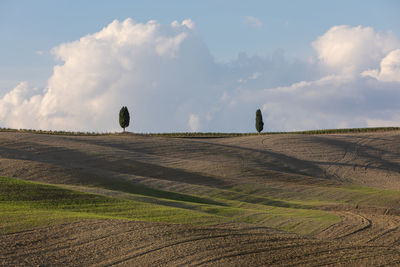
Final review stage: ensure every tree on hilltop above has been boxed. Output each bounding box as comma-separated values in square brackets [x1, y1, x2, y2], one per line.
[119, 106, 130, 132]
[255, 109, 264, 133]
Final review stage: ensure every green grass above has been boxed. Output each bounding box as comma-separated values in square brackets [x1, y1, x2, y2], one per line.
[6, 174, 398, 237]
[196, 182, 400, 209]
[85, 177, 225, 206]
[0, 176, 339, 235]
[0, 177, 222, 234]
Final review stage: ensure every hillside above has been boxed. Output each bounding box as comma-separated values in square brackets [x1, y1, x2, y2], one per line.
[2, 131, 400, 265]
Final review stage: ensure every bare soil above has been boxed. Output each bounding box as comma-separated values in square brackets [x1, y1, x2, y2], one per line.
[3, 220, 400, 267]
[2, 131, 400, 266]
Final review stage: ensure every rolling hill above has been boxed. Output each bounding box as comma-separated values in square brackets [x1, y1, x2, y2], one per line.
[2, 130, 400, 265]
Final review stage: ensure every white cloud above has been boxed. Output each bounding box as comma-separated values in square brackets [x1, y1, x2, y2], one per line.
[361, 49, 400, 82]
[0, 19, 217, 132]
[312, 25, 400, 74]
[181, 19, 195, 30]
[257, 75, 400, 131]
[171, 19, 195, 30]
[207, 25, 400, 131]
[243, 16, 263, 28]
[188, 114, 200, 132]
[0, 82, 43, 129]
[1, 22, 400, 133]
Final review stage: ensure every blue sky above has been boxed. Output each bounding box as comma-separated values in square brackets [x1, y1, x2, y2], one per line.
[0, 1, 400, 132]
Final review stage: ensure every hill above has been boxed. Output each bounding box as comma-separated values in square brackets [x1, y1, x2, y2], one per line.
[2, 130, 400, 265]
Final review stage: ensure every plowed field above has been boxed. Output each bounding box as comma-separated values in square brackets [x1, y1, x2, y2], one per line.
[2, 131, 400, 266]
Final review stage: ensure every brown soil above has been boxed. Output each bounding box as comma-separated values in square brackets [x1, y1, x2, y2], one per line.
[2, 131, 400, 266]
[3, 220, 400, 267]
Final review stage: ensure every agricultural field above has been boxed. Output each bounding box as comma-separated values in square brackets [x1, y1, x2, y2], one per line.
[2, 130, 400, 265]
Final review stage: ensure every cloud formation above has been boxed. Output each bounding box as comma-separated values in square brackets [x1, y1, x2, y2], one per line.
[1, 20, 400, 132]
[312, 25, 400, 74]
[0, 19, 219, 132]
[362, 49, 400, 82]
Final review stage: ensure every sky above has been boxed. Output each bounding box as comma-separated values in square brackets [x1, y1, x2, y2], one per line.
[0, 0, 400, 132]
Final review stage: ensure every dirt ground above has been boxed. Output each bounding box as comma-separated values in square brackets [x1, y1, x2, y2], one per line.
[3, 220, 400, 267]
[2, 131, 400, 266]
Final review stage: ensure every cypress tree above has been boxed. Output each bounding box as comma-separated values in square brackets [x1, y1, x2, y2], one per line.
[255, 109, 264, 133]
[119, 106, 130, 132]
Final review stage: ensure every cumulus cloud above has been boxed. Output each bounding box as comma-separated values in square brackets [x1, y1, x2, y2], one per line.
[362, 49, 400, 82]
[312, 25, 400, 74]
[1, 21, 400, 132]
[1, 18, 218, 132]
[243, 16, 263, 28]
[210, 25, 400, 131]
[258, 75, 400, 131]
[0, 82, 43, 129]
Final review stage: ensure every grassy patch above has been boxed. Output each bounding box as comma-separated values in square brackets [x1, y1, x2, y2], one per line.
[0, 177, 223, 234]
[0, 203, 94, 234]
[216, 182, 400, 209]
[87, 178, 225, 206]
[0, 177, 340, 235]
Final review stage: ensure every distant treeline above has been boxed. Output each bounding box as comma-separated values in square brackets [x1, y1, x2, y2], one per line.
[0, 127, 399, 137]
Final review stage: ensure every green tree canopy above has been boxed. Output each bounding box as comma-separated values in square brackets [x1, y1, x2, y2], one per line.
[119, 106, 130, 132]
[255, 109, 264, 133]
